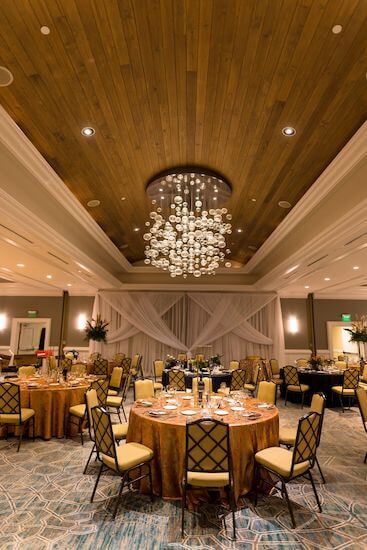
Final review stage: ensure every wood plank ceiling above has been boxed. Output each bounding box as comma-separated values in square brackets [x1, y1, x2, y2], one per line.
[0, 0, 366, 266]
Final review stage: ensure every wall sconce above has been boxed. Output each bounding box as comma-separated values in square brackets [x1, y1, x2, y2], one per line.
[288, 315, 299, 334]
[0, 313, 7, 331]
[76, 313, 87, 331]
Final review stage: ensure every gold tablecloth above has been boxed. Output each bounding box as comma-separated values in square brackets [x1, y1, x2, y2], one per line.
[0, 378, 90, 440]
[127, 397, 279, 503]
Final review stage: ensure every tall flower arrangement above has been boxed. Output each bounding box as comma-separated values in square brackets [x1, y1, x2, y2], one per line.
[345, 315, 367, 359]
[84, 314, 109, 343]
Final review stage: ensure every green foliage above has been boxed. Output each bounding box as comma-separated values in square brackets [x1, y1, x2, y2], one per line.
[84, 314, 109, 342]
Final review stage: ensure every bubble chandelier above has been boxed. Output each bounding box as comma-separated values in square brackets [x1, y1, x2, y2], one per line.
[144, 168, 233, 278]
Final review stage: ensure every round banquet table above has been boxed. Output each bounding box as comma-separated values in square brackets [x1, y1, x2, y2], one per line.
[280, 368, 344, 406]
[162, 369, 232, 393]
[127, 396, 279, 503]
[0, 377, 91, 440]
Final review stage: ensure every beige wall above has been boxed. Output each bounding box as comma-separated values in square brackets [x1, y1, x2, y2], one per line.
[0, 295, 94, 348]
[281, 298, 309, 349]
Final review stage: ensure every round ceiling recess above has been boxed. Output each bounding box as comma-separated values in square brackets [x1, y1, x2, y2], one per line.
[0, 67, 14, 87]
[278, 200, 292, 209]
[87, 199, 100, 208]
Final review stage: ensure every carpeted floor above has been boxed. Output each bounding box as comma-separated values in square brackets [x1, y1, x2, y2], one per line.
[0, 394, 366, 550]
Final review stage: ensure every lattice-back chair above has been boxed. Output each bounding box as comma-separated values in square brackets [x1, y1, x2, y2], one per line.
[106, 371, 132, 422]
[255, 411, 322, 528]
[178, 353, 187, 362]
[182, 418, 236, 539]
[107, 367, 123, 397]
[356, 387, 367, 463]
[260, 360, 272, 382]
[18, 366, 36, 378]
[131, 354, 143, 378]
[153, 360, 164, 392]
[168, 369, 186, 391]
[246, 355, 261, 361]
[68, 378, 108, 444]
[257, 381, 276, 405]
[61, 357, 73, 371]
[91, 378, 109, 406]
[0, 382, 35, 451]
[114, 353, 125, 366]
[89, 352, 101, 361]
[283, 365, 309, 408]
[334, 360, 347, 370]
[296, 358, 308, 368]
[230, 368, 246, 391]
[120, 357, 132, 376]
[93, 357, 108, 377]
[195, 354, 204, 363]
[229, 360, 239, 371]
[90, 405, 153, 519]
[83, 389, 128, 474]
[71, 363, 86, 376]
[331, 367, 359, 412]
[244, 364, 260, 395]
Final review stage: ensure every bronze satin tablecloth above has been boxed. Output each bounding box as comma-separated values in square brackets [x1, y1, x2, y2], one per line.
[0, 379, 90, 440]
[127, 397, 279, 503]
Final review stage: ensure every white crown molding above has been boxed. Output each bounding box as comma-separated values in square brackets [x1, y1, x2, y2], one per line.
[244, 121, 367, 273]
[0, 106, 132, 273]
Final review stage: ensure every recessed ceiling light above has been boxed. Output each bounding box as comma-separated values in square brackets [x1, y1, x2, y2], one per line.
[133, 227, 140, 232]
[353, 266, 360, 270]
[87, 199, 100, 208]
[81, 127, 95, 136]
[121, 197, 126, 201]
[278, 201, 292, 209]
[332, 24, 342, 34]
[46, 274, 53, 279]
[67, 283, 72, 287]
[237, 228, 243, 233]
[225, 262, 232, 268]
[251, 198, 257, 202]
[324, 277, 330, 281]
[1, 267, 12, 273]
[282, 126, 296, 136]
[40, 25, 50, 35]
[0, 66, 14, 87]
[16, 263, 25, 268]
[159, 188, 163, 192]
[304, 285, 310, 289]
[213, 197, 217, 201]
[285, 264, 299, 274]
[214, 188, 218, 193]
[3, 237, 18, 247]
[161, 196, 165, 200]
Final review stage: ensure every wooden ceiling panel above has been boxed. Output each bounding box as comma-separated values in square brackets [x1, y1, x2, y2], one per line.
[0, 0, 366, 265]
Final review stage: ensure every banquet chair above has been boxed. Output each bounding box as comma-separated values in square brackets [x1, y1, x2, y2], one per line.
[153, 360, 164, 391]
[130, 354, 143, 378]
[120, 357, 132, 376]
[108, 367, 123, 397]
[89, 352, 101, 362]
[93, 357, 108, 377]
[279, 393, 326, 483]
[246, 355, 261, 361]
[181, 418, 236, 539]
[90, 405, 154, 519]
[195, 354, 204, 363]
[244, 364, 260, 395]
[334, 360, 347, 370]
[269, 358, 282, 392]
[68, 379, 109, 444]
[257, 381, 276, 405]
[331, 368, 359, 412]
[18, 366, 36, 377]
[283, 365, 309, 408]
[359, 364, 367, 391]
[114, 353, 125, 366]
[168, 369, 186, 391]
[296, 358, 308, 368]
[106, 372, 132, 422]
[0, 382, 35, 452]
[61, 357, 73, 371]
[178, 353, 187, 362]
[229, 360, 239, 371]
[192, 377, 212, 393]
[134, 379, 154, 401]
[355, 387, 367, 463]
[83, 388, 128, 474]
[71, 363, 86, 376]
[230, 368, 247, 391]
[254, 411, 322, 528]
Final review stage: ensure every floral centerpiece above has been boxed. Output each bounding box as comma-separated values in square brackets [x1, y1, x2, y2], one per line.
[84, 314, 109, 343]
[308, 355, 324, 371]
[165, 355, 177, 369]
[210, 354, 221, 366]
[345, 316, 367, 359]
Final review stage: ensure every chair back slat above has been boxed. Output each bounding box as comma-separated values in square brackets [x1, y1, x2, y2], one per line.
[343, 368, 359, 390]
[114, 353, 125, 366]
[0, 383, 21, 415]
[93, 357, 108, 376]
[168, 370, 186, 391]
[91, 406, 117, 463]
[90, 378, 109, 405]
[292, 412, 321, 469]
[186, 418, 229, 473]
[284, 365, 299, 386]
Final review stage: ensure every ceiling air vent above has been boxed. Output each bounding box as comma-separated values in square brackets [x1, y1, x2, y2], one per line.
[307, 255, 328, 267]
[0, 224, 33, 244]
[47, 251, 69, 265]
[344, 231, 367, 246]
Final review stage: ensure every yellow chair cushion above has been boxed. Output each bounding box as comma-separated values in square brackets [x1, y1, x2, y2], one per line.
[187, 471, 229, 487]
[255, 447, 310, 478]
[244, 383, 255, 391]
[331, 386, 355, 395]
[102, 442, 153, 472]
[106, 396, 123, 407]
[154, 382, 163, 391]
[112, 423, 129, 440]
[279, 427, 297, 446]
[286, 384, 309, 393]
[69, 404, 86, 418]
[0, 408, 34, 424]
[108, 389, 118, 396]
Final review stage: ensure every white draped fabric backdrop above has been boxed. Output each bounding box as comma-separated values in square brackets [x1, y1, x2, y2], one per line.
[89, 291, 285, 376]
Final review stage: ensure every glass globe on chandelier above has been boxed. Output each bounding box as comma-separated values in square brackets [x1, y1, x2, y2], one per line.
[144, 168, 232, 278]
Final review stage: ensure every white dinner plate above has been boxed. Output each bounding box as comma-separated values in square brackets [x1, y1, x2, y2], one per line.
[257, 403, 274, 409]
[163, 404, 177, 410]
[215, 410, 229, 416]
[182, 395, 192, 400]
[242, 412, 261, 419]
[49, 383, 60, 386]
[139, 400, 153, 407]
[180, 410, 197, 416]
[167, 398, 177, 404]
[231, 406, 245, 412]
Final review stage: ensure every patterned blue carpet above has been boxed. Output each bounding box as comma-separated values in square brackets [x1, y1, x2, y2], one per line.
[0, 396, 366, 549]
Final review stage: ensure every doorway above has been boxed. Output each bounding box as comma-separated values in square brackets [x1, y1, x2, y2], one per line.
[10, 318, 51, 355]
[327, 321, 359, 361]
